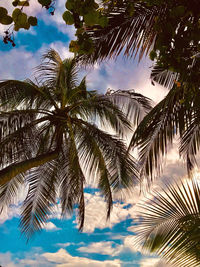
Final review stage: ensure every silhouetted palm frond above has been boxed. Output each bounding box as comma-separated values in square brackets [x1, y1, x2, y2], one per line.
[80, 2, 165, 63]
[129, 85, 188, 183]
[151, 65, 179, 90]
[134, 179, 200, 267]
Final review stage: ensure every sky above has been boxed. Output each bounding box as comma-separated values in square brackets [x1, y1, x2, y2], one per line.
[0, 1, 187, 266]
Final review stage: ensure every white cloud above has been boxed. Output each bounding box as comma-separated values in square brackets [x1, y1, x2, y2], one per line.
[43, 248, 121, 267]
[0, 248, 121, 267]
[86, 56, 167, 102]
[42, 222, 61, 231]
[49, 41, 73, 59]
[81, 192, 130, 233]
[0, 252, 16, 267]
[55, 242, 71, 248]
[0, 48, 38, 80]
[38, 0, 76, 38]
[78, 241, 121, 256]
[140, 257, 172, 267]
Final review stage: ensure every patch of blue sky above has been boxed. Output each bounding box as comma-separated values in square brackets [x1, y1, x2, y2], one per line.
[0, 211, 143, 265]
[0, 19, 70, 53]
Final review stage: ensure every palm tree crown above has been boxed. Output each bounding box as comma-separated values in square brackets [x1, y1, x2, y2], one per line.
[0, 49, 151, 239]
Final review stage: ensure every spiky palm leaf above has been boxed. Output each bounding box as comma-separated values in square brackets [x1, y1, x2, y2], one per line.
[150, 65, 179, 90]
[128, 78, 200, 183]
[0, 49, 149, 239]
[80, 1, 164, 63]
[129, 85, 187, 183]
[134, 179, 200, 267]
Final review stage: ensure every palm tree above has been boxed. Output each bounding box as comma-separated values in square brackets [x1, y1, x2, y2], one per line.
[0, 49, 151, 239]
[134, 179, 200, 267]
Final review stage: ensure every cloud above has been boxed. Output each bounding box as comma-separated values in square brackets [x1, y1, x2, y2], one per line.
[0, 252, 16, 267]
[37, 0, 76, 38]
[80, 192, 130, 233]
[49, 41, 73, 59]
[43, 248, 121, 267]
[0, 48, 38, 80]
[140, 257, 172, 267]
[42, 222, 61, 231]
[0, 40, 73, 81]
[55, 242, 71, 248]
[86, 56, 167, 103]
[78, 241, 121, 256]
[0, 248, 121, 267]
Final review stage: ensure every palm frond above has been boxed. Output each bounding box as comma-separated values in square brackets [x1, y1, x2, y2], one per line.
[129, 86, 187, 183]
[0, 110, 53, 167]
[80, 2, 165, 63]
[74, 118, 138, 190]
[35, 49, 78, 108]
[105, 89, 152, 125]
[0, 80, 57, 110]
[151, 65, 179, 89]
[60, 123, 86, 230]
[134, 179, 200, 267]
[70, 95, 132, 137]
[34, 49, 63, 86]
[0, 174, 24, 213]
[180, 93, 200, 174]
[20, 159, 58, 239]
[75, 123, 113, 219]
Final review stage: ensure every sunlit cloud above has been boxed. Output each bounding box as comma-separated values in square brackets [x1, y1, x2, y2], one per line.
[77, 241, 122, 256]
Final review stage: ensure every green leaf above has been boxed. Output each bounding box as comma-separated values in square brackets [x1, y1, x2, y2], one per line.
[0, 15, 13, 25]
[149, 50, 157, 61]
[38, 0, 51, 7]
[63, 11, 74, 25]
[84, 11, 99, 26]
[171, 6, 186, 17]
[12, 8, 21, 21]
[98, 16, 108, 28]
[0, 7, 8, 17]
[28, 16, 38, 26]
[65, 0, 74, 10]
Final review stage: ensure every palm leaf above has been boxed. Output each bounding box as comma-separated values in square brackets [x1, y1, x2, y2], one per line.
[129, 85, 187, 183]
[134, 179, 200, 266]
[80, 2, 165, 63]
[151, 65, 179, 89]
[20, 159, 59, 239]
[74, 118, 138, 190]
[105, 89, 152, 125]
[0, 80, 55, 109]
[0, 173, 24, 213]
[179, 92, 200, 174]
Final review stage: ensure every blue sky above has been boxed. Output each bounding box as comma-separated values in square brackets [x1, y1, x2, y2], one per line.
[0, 1, 180, 266]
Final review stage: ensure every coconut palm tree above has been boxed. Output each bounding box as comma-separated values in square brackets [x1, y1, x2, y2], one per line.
[0, 49, 151, 239]
[134, 179, 200, 267]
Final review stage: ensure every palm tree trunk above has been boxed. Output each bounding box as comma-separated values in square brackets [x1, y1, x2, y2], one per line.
[0, 151, 58, 185]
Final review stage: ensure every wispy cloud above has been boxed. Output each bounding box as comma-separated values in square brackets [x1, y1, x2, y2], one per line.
[78, 241, 121, 256]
